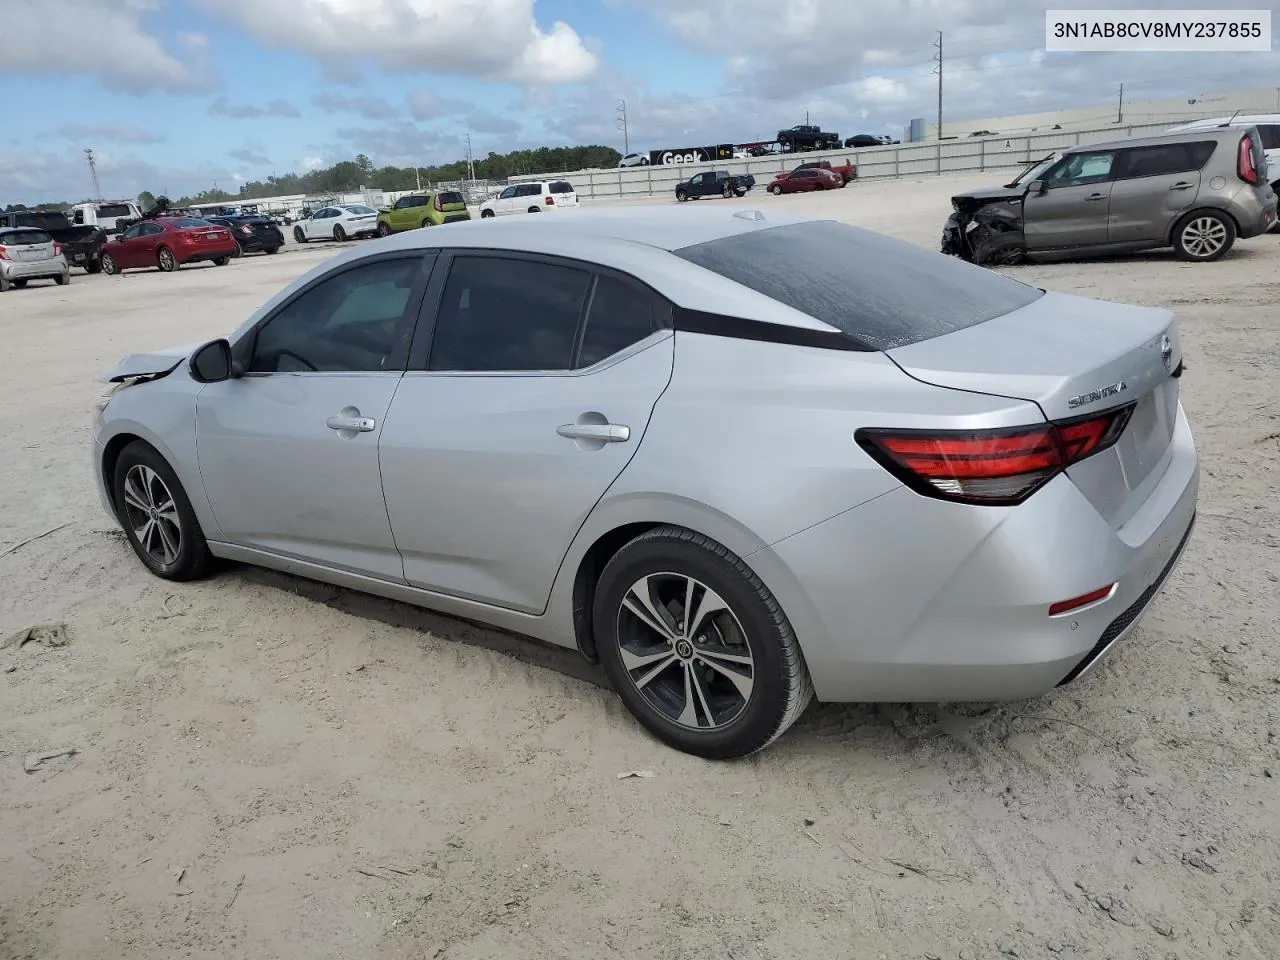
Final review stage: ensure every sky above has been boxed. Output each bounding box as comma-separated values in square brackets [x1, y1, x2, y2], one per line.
[2, 0, 1279, 205]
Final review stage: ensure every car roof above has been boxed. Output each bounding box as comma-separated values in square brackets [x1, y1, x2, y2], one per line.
[1168, 114, 1280, 129]
[1065, 126, 1250, 153]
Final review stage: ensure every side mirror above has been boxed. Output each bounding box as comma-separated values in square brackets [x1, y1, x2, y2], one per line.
[189, 338, 234, 383]
[1025, 180, 1045, 195]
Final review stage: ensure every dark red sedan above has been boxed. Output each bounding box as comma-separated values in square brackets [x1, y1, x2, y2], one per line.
[767, 168, 842, 195]
[98, 217, 238, 275]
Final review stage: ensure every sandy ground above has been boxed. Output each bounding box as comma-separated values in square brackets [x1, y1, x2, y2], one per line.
[2, 177, 1278, 960]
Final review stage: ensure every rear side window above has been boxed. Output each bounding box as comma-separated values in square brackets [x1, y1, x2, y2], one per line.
[437, 191, 465, 205]
[0, 229, 52, 245]
[428, 256, 590, 371]
[549, 181, 574, 194]
[673, 220, 1044, 350]
[578, 275, 664, 368]
[1256, 124, 1280, 151]
[1114, 142, 1216, 179]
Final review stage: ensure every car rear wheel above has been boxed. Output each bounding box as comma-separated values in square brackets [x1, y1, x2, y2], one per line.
[100, 253, 118, 275]
[1172, 210, 1235, 262]
[0, 274, 8, 293]
[112, 441, 215, 582]
[212, 256, 229, 266]
[265, 246, 280, 254]
[55, 273, 69, 285]
[722, 184, 733, 198]
[420, 218, 432, 229]
[11, 278, 27, 288]
[230, 242, 242, 258]
[156, 246, 176, 272]
[527, 207, 541, 214]
[769, 184, 782, 195]
[593, 526, 814, 760]
[377, 222, 392, 237]
[294, 227, 307, 243]
[85, 258, 102, 274]
[333, 225, 348, 242]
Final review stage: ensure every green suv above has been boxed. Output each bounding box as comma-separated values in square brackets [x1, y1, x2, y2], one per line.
[376, 191, 471, 235]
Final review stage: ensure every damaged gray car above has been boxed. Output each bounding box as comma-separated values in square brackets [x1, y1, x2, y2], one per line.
[943, 127, 1277, 267]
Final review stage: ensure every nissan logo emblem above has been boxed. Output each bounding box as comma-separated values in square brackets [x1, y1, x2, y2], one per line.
[1160, 334, 1173, 372]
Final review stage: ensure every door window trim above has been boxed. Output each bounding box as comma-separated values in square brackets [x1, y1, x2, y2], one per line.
[404, 248, 674, 378]
[232, 250, 439, 378]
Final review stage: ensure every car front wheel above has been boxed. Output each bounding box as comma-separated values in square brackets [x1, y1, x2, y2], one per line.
[112, 441, 215, 581]
[593, 526, 814, 760]
[377, 222, 392, 237]
[294, 227, 307, 243]
[769, 184, 782, 195]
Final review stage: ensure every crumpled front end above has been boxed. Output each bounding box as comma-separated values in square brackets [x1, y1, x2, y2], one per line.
[941, 195, 1027, 267]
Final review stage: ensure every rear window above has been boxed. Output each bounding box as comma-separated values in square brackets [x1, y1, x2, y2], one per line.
[549, 181, 575, 194]
[97, 204, 132, 218]
[12, 213, 69, 231]
[1256, 124, 1280, 151]
[170, 218, 212, 228]
[0, 229, 52, 245]
[342, 205, 376, 215]
[672, 220, 1044, 350]
[437, 191, 465, 205]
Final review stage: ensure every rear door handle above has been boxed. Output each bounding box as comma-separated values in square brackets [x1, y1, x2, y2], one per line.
[1084, 193, 1107, 201]
[326, 414, 376, 432]
[1169, 181, 1194, 190]
[556, 422, 630, 443]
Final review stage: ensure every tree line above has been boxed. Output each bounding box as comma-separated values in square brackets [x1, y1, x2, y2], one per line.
[3, 144, 622, 211]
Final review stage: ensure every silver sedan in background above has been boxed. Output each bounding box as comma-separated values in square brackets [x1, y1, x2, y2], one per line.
[92, 208, 1198, 759]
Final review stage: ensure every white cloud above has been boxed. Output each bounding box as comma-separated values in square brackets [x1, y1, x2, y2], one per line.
[208, 97, 302, 119]
[407, 91, 472, 121]
[206, 0, 598, 85]
[55, 124, 167, 145]
[0, 0, 215, 93]
[0, 147, 234, 206]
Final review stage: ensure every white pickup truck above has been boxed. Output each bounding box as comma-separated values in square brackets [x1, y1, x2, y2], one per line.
[69, 200, 143, 235]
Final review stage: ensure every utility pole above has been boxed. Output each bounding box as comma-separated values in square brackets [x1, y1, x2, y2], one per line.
[415, 166, 422, 190]
[84, 148, 102, 201]
[616, 98, 629, 155]
[1117, 82, 1124, 123]
[932, 31, 943, 140]
[465, 134, 475, 182]
[805, 109, 810, 125]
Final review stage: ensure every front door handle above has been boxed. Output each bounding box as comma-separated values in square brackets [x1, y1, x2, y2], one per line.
[1169, 181, 1194, 190]
[556, 422, 630, 443]
[326, 414, 376, 432]
[1084, 193, 1107, 201]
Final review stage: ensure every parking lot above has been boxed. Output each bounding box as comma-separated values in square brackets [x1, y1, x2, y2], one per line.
[2, 174, 1278, 960]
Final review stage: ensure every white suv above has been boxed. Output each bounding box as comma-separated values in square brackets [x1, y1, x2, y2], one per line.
[479, 180, 579, 218]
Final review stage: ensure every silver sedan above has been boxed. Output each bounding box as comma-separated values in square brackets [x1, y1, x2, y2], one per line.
[92, 208, 1199, 758]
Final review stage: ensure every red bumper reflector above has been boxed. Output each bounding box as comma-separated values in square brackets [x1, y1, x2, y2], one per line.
[1049, 584, 1116, 617]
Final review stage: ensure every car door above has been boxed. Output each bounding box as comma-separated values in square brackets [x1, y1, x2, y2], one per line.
[687, 173, 706, 196]
[379, 252, 675, 613]
[492, 186, 517, 216]
[194, 252, 436, 579]
[1021, 149, 1116, 249]
[305, 209, 330, 240]
[110, 224, 146, 267]
[1106, 142, 1213, 243]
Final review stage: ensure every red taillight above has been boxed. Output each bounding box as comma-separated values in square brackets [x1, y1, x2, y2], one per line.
[545, 195, 555, 205]
[1048, 584, 1116, 617]
[0, 245, 7, 260]
[434, 194, 443, 212]
[1237, 135, 1258, 184]
[240, 225, 253, 236]
[53, 242, 62, 255]
[855, 404, 1135, 506]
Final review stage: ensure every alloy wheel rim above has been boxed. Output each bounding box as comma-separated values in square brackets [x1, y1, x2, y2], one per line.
[121, 464, 182, 566]
[1182, 217, 1226, 257]
[102, 256, 115, 274]
[159, 249, 174, 269]
[615, 572, 755, 730]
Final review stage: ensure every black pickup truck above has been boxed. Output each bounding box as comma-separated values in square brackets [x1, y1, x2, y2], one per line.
[777, 124, 840, 152]
[0, 210, 107, 273]
[674, 170, 756, 201]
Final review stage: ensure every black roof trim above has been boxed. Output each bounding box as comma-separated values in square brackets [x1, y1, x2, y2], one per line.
[673, 307, 875, 352]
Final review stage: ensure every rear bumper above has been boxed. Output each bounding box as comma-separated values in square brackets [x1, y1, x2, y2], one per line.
[177, 244, 237, 263]
[1, 255, 68, 279]
[748, 403, 1200, 703]
[239, 233, 283, 251]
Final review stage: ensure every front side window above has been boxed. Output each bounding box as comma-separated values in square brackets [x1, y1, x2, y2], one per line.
[119, 224, 145, 240]
[499, 186, 517, 200]
[427, 256, 590, 372]
[249, 256, 428, 373]
[1044, 151, 1116, 187]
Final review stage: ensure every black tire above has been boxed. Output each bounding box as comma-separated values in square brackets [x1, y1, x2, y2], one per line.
[420, 218, 432, 229]
[100, 253, 118, 275]
[526, 206, 541, 214]
[1172, 209, 1236, 262]
[481, 209, 495, 218]
[12, 278, 28, 288]
[230, 242, 243, 258]
[722, 184, 733, 199]
[55, 273, 69, 285]
[265, 246, 280, 255]
[735, 188, 747, 197]
[85, 258, 103, 274]
[377, 222, 392, 237]
[676, 190, 688, 202]
[769, 184, 782, 195]
[0, 274, 8, 293]
[294, 227, 307, 243]
[157, 246, 177, 272]
[593, 526, 814, 760]
[213, 256, 229, 266]
[111, 441, 215, 582]
[334, 225, 348, 242]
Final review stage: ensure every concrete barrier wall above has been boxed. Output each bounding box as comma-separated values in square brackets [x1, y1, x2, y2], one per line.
[509, 120, 1195, 200]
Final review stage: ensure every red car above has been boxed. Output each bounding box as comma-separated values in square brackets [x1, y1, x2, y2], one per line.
[98, 217, 238, 275]
[767, 168, 842, 195]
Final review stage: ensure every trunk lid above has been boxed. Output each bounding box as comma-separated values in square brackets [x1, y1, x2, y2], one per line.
[887, 290, 1183, 526]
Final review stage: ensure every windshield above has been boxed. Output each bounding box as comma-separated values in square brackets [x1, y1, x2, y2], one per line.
[673, 220, 1043, 350]
[1006, 153, 1057, 187]
[342, 205, 376, 215]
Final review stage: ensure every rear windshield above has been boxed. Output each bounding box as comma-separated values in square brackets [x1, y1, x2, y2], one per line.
[342, 205, 376, 215]
[549, 181, 575, 194]
[11, 213, 69, 231]
[673, 220, 1044, 350]
[0, 229, 52, 245]
[97, 204, 132, 218]
[437, 191, 465, 205]
[171, 218, 213, 228]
